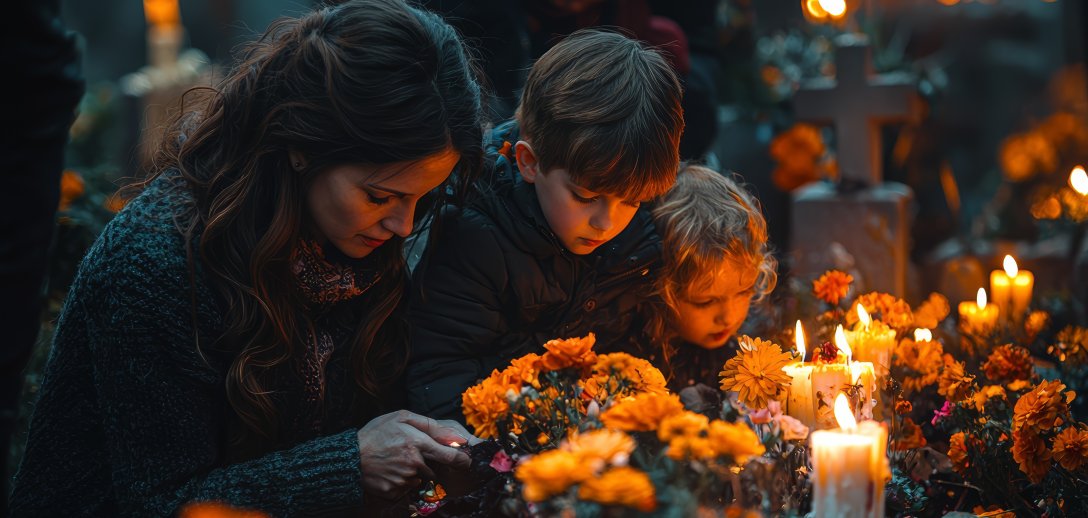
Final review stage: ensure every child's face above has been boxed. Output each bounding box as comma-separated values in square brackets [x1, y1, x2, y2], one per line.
[674, 263, 759, 349]
[528, 167, 644, 255]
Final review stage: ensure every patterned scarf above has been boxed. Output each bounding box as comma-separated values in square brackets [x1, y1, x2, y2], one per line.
[290, 239, 381, 433]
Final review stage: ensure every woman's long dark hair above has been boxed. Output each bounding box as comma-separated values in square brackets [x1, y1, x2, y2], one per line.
[148, 0, 483, 456]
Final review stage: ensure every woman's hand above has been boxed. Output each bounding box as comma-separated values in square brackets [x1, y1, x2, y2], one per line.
[356, 410, 479, 500]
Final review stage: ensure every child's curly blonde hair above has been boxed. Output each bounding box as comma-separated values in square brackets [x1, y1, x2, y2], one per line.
[648, 163, 777, 341]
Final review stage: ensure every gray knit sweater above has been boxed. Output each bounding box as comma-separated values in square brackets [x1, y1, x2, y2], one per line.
[11, 177, 368, 517]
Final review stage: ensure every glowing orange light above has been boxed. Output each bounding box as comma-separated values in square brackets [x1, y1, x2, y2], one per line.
[796, 320, 807, 361]
[833, 393, 857, 430]
[1070, 166, 1088, 195]
[977, 287, 988, 310]
[835, 324, 852, 362]
[1003, 255, 1018, 278]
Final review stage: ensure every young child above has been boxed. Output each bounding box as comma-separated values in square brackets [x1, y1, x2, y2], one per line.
[633, 163, 778, 392]
[406, 29, 684, 421]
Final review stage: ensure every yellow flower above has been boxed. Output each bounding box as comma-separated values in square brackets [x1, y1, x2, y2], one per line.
[1052, 426, 1088, 471]
[1011, 429, 1052, 484]
[461, 369, 516, 438]
[812, 270, 853, 305]
[577, 466, 657, 512]
[970, 385, 1007, 413]
[1013, 379, 1075, 432]
[707, 420, 765, 464]
[562, 428, 635, 465]
[180, 502, 270, 518]
[540, 333, 598, 372]
[912, 293, 950, 329]
[719, 336, 794, 410]
[846, 292, 914, 330]
[982, 344, 1034, 383]
[658, 412, 713, 460]
[600, 392, 684, 432]
[516, 449, 592, 502]
[938, 361, 975, 402]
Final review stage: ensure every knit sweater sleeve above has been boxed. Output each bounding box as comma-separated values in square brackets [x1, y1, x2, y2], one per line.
[18, 187, 366, 516]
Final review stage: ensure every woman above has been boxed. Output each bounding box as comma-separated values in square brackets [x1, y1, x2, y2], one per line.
[11, 0, 484, 515]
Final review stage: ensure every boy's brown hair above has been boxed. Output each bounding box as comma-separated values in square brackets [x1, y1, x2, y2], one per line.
[515, 29, 684, 201]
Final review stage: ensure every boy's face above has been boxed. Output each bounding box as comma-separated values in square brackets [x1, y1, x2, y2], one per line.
[515, 142, 644, 255]
[674, 262, 759, 349]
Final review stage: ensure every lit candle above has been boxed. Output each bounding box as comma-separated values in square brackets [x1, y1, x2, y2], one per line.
[958, 287, 999, 333]
[143, 0, 183, 69]
[989, 255, 1033, 325]
[844, 304, 897, 378]
[784, 324, 875, 431]
[913, 328, 932, 342]
[1070, 165, 1088, 194]
[810, 394, 889, 518]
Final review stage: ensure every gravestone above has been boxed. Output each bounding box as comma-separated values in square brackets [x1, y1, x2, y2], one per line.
[790, 34, 918, 298]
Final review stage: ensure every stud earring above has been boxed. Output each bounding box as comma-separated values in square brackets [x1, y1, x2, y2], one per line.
[293, 161, 302, 169]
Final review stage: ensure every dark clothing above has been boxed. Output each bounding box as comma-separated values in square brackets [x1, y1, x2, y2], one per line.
[2, 0, 84, 512]
[11, 176, 379, 517]
[406, 121, 661, 421]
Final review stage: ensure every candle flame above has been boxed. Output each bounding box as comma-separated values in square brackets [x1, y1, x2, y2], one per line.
[835, 324, 852, 362]
[448, 441, 461, 448]
[1003, 255, 1018, 277]
[819, 0, 847, 16]
[144, 0, 181, 29]
[795, 320, 806, 361]
[833, 393, 857, 430]
[913, 328, 932, 342]
[977, 287, 987, 309]
[856, 304, 871, 328]
[1071, 166, 1088, 195]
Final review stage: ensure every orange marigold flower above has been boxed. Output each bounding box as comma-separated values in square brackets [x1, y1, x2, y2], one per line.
[179, 502, 270, 518]
[948, 432, 970, 475]
[970, 385, 1007, 413]
[912, 293, 950, 329]
[1052, 426, 1088, 471]
[577, 466, 657, 512]
[1013, 379, 1076, 432]
[58, 169, 85, 211]
[658, 412, 713, 460]
[516, 449, 592, 502]
[719, 336, 795, 409]
[895, 399, 913, 415]
[506, 353, 543, 387]
[938, 361, 975, 402]
[584, 353, 668, 399]
[893, 418, 927, 451]
[103, 190, 129, 213]
[1011, 429, 1052, 484]
[707, 420, 765, 464]
[600, 392, 684, 432]
[846, 292, 914, 330]
[1024, 311, 1050, 342]
[1051, 325, 1088, 366]
[562, 428, 635, 465]
[462, 369, 516, 438]
[982, 344, 1034, 383]
[540, 333, 598, 372]
[812, 270, 853, 306]
[895, 337, 947, 395]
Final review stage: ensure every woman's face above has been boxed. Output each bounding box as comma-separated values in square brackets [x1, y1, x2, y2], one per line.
[673, 261, 759, 350]
[306, 148, 459, 259]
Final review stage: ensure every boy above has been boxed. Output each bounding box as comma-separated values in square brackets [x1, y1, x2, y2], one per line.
[406, 29, 684, 421]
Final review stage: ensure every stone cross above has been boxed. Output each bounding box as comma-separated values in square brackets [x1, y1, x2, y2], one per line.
[789, 34, 919, 298]
[792, 33, 915, 186]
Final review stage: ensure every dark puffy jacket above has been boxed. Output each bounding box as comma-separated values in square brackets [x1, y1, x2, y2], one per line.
[406, 121, 661, 421]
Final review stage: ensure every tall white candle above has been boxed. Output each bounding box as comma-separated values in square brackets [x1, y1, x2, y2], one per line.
[810, 394, 887, 518]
